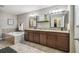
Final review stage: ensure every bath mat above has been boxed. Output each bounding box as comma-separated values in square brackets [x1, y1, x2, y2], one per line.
[0, 47, 17, 53]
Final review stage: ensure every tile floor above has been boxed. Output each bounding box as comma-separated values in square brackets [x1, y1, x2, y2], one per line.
[0, 40, 64, 53]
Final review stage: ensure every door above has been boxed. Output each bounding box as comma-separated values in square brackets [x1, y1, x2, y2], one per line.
[74, 5, 79, 53]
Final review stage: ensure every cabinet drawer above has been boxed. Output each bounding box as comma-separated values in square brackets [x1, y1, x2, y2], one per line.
[57, 33, 69, 37]
[47, 32, 57, 35]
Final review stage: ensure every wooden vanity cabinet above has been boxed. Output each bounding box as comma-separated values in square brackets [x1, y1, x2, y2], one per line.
[33, 31, 40, 43]
[46, 32, 56, 48]
[40, 32, 47, 45]
[24, 30, 69, 52]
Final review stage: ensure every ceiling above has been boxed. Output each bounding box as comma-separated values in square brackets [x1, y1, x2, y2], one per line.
[0, 5, 52, 15]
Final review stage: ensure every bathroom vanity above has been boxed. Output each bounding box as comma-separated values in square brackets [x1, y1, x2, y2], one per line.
[24, 29, 69, 52]
[26, 10, 70, 52]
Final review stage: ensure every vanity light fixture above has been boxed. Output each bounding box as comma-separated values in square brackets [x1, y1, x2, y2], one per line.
[50, 9, 67, 14]
[29, 14, 38, 17]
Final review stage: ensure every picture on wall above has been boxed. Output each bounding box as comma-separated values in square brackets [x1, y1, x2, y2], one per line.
[7, 19, 14, 25]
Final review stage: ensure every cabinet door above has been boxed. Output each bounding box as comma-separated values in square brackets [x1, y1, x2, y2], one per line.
[24, 31, 29, 41]
[40, 32, 47, 45]
[33, 31, 40, 43]
[28, 31, 34, 42]
[56, 33, 69, 52]
[47, 32, 56, 48]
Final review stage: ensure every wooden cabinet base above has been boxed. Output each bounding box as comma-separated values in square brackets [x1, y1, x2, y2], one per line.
[25, 30, 69, 52]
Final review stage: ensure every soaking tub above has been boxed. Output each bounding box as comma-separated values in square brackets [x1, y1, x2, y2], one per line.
[6, 32, 24, 44]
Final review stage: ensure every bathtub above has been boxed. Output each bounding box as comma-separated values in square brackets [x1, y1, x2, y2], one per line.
[6, 32, 24, 44]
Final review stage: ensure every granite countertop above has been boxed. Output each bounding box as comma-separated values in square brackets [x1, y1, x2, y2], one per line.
[25, 28, 69, 33]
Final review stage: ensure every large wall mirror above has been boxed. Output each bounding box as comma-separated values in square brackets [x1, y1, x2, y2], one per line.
[29, 16, 37, 28]
[29, 11, 68, 30]
[36, 14, 50, 29]
[37, 14, 50, 22]
[50, 14, 65, 28]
